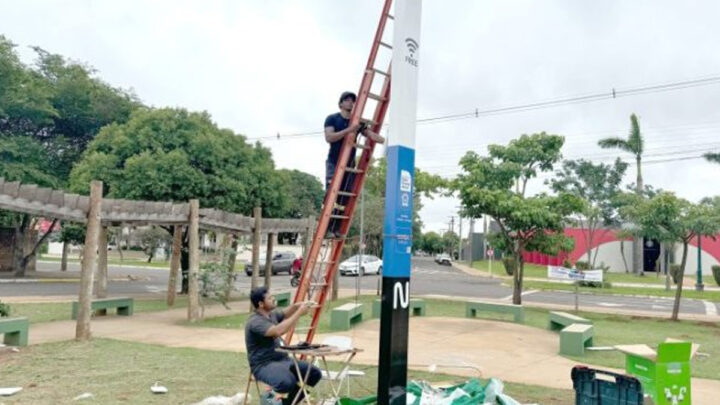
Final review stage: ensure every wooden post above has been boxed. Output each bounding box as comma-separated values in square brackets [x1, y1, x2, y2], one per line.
[264, 233, 275, 288]
[187, 200, 200, 321]
[75, 180, 103, 341]
[303, 217, 315, 263]
[94, 226, 108, 298]
[167, 225, 183, 306]
[332, 263, 339, 301]
[250, 207, 262, 311]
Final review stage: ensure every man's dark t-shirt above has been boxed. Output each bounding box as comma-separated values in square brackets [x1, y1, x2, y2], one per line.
[245, 310, 289, 371]
[324, 112, 356, 166]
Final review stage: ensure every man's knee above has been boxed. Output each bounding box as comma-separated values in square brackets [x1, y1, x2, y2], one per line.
[274, 374, 298, 394]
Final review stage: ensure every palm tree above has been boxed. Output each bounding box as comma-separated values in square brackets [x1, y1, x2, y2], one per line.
[705, 152, 720, 164]
[598, 114, 645, 275]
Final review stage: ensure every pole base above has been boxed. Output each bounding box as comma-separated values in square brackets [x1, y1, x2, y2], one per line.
[695, 283, 705, 292]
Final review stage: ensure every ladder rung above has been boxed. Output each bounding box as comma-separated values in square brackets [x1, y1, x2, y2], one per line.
[345, 167, 364, 174]
[337, 191, 357, 197]
[310, 282, 328, 287]
[294, 326, 315, 331]
[353, 143, 369, 150]
[379, 41, 392, 49]
[368, 68, 389, 77]
[330, 214, 349, 220]
[360, 118, 378, 126]
[386, 14, 394, 20]
[367, 92, 387, 102]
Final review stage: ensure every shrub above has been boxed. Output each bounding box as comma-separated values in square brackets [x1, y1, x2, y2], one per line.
[712, 265, 720, 287]
[562, 259, 572, 268]
[575, 261, 590, 270]
[0, 300, 10, 317]
[502, 257, 516, 276]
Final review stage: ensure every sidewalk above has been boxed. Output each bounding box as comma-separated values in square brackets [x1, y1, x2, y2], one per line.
[25, 300, 720, 405]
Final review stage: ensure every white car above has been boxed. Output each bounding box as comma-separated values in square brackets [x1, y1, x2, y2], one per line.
[339, 255, 383, 276]
[435, 253, 452, 266]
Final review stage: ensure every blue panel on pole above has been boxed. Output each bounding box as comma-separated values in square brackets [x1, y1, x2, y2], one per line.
[382, 145, 415, 278]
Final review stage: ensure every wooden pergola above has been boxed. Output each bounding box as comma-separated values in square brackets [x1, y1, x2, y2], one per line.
[0, 178, 314, 340]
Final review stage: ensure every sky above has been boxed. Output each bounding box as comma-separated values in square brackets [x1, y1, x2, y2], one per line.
[2, 0, 720, 236]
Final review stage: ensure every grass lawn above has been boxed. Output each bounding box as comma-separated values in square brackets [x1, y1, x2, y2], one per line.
[471, 260, 668, 285]
[521, 280, 720, 302]
[192, 295, 720, 380]
[7, 297, 191, 324]
[0, 338, 573, 405]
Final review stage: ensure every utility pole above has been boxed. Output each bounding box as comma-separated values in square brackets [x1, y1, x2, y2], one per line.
[467, 218, 474, 266]
[449, 216, 455, 235]
[458, 217, 463, 261]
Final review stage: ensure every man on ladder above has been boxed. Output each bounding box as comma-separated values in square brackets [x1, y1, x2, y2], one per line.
[324, 91, 384, 239]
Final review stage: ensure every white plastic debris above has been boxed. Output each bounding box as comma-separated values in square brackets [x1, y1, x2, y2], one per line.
[73, 392, 94, 401]
[150, 382, 168, 394]
[191, 392, 247, 405]
[0, 387, 22, 396]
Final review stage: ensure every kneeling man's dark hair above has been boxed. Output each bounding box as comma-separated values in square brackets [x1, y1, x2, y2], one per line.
[250, 286, 269, 309]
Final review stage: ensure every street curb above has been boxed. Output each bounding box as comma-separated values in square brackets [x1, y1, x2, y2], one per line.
[0, 278, 135, 284]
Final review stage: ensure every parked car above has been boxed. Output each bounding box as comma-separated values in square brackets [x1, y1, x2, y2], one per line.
[435, 253, 452, 266]
[339, 255, 383, 276]
[245, 251, 296, 276]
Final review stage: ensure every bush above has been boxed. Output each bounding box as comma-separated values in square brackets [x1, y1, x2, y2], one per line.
[502, 257, 516, 276]
[712, 265, 720, 287]
[0, 300, 10, 317]
[562, 259, 572, 268]
[575, 261, 590, 270]
[670, 264, 683, 285]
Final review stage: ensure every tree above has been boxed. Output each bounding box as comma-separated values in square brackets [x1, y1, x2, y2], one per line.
[351, 157, 446, 257]
[138, 227, 172, 262]
[598, 114, 645, 274]
[705, 152, 720, 164]
[441, 231, 459, 256]
[418, 231, 443, 254]
[454, 133, 583, 304]
[1, 36, 138, 276]
[69, 108, 286, 292]
[59, 223, 86, 271]
[549, 158, 628, 267]
[621, 192, 720, 320]
[276, 169, 324, 219]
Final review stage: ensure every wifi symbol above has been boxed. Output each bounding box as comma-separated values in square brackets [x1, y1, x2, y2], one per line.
[405, 37, 418, 55]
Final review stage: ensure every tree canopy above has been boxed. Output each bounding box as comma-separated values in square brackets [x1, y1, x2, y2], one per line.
[454, 133, 583, 304]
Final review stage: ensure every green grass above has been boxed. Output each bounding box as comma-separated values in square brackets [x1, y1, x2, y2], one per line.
[471, 260, 668, 285]
[0, 338, 573, 405]
[521, 280, 720, 302]
[193, 295, 720, 379]
[7, 297, 190, 324]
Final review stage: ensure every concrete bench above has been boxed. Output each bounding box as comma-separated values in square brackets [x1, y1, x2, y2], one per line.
[275, 292, 291, 308]
[560, 323, 594, 356]
[71, 297, 134, 320]
[372, 298, 426, 318]
[548, 311, 592, 331]
[330, 303, 364, 331]
[465, 301, 524, 323]
[0, 317, 29, 346]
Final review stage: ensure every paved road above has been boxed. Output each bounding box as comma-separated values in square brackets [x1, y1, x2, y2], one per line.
[1, 258, 715, 316]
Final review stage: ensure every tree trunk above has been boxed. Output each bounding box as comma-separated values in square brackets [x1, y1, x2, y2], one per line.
[264, 233, 275, 288]
[167, 225, 183, 306]
[76, 181, 103, 341]
[619, 239, 630, 273]
[633, 156, 643, 275]
[116, 226, 125, 262]
[224, 236, 238, 301]
[187, 199, 201, 321]
[670, 240, 689, 321]
[12, 215, 30, 277]
[61, 241, 69, 271]
[94, 226, 108, 298]
[332, 265, 339, 301]
[512, 249, 523, 305]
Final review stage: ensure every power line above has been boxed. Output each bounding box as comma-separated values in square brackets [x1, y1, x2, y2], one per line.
[246, 73, 720, 141]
